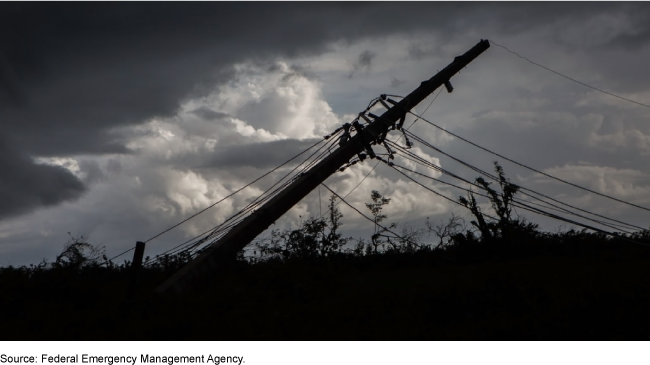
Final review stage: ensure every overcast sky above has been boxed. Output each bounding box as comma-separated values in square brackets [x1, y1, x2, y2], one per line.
[2, 2, 650, 266]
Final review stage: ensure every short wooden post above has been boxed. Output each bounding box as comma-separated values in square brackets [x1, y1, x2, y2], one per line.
[126, 241, 146, 302]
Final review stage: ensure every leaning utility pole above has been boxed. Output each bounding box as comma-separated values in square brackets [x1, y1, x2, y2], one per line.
[156, 39, 491, 294]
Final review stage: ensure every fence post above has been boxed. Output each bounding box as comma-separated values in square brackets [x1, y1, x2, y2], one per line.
[126, 241, 146, 302]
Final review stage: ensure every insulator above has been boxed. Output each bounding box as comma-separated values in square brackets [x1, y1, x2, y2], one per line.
[382, 141, 391, 150]
[338, 132, 350, 147]
[352, 120, 364, 132]
[444, 80, 454, 93]
[366, 99, 380, 111]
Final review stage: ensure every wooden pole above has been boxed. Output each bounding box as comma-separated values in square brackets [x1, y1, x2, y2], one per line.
[156, 39, 491, 295]
[126, 241, 146, 301]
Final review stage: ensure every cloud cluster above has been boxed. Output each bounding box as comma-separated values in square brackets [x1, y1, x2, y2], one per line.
[2, 2, 650, 264]
[348, 50, 376, 78]
[0, 136, 86, 220]
[3, 2, 645, 155]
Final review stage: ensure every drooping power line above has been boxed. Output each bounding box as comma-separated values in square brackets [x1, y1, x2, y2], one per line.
[321, 183, 422, 248]
[144, 130, 344, 265]
[383, 146, 650, 247]
[338, 89, 444, 204]
[490, 40, 650, 109]
[407, 110, 650, 214]
[111, 134, 339, 263]
[141, 137, 329, 245]
[401, 129, 648, 233]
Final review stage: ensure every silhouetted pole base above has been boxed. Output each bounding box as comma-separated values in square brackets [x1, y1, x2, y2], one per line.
[125, 241, 146, 302]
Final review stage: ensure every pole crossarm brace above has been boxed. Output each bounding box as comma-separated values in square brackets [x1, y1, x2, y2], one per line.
[156, 39, 491, 294]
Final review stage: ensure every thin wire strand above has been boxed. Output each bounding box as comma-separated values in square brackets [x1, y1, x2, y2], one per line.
[386, 157, 649, 247]
[510, 199, 650, 248]
[402, 87, 443, 131]
[386, 160, 484, 210]
[388, 157, 634, 235]
[403, 129, 648, 232]
[401, 130, 646, 233]
[141, 137, 329, 245]
[490, 40, 650, 109]
[339, 90, 442, 204]
[408, 111, 650, 214]
[105, 247, 135, 264]
[321, 183, 422, 246]
[144, 131, 344, 265]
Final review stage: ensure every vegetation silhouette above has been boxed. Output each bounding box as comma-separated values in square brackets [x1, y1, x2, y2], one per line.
[2, 163, 650, 340]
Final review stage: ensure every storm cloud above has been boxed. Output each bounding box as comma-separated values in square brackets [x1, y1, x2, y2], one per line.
[0, 136, 86, 219]
[202, 139, 322, 169]
[1, 2, 650, 264]
[3, 3, 647, 153]
[348, 50, 376, 78]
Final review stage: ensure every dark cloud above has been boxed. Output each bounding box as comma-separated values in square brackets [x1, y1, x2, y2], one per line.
[424, 86, 650, 217]
[605, 27, 650, 51]
[106, 158, 122, 176]
[1, 2, 650, 262]
[0, 136, 86, 219]
[408, 44, 439, 61]
[78, 160, 106, 185]
[0, 51, 27, 107]
[190, 107, 231, 121]
[390, 76, 405, 88]
[1, 2, 643, 156]
[201, 139, 321, 169]
[349, 50, 376, 78]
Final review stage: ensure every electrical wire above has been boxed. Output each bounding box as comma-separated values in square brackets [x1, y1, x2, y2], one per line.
[387, 156, 634, 235]
[388, 109, 638, 235]
[510, 199, 650, 248]
[407, 111, 650, 213]
[384, 138, 631, 232]
[385, 155, 649, 247]
[338, 90, 442, 205]
[144, 129, 344, 265]
[384, 159, 492, 215]
[399, 130, 641, 233]
[105, 247, 135, 264]
[402, 87, 443, 131]
[140, 136, 330, 247]
[321, 183, 422, 247]
[490, 40, 650, 110]
[402, 128, 648, 233]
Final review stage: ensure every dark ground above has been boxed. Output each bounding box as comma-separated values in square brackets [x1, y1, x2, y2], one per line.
[2, 240, 650, 340]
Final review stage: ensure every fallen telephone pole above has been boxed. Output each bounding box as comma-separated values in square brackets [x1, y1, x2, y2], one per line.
[156, 39, 491, 294]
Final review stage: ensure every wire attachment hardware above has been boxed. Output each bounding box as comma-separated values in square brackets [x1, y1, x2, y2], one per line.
[444, 80, 454, 93]
[338, 123, 351, 147]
